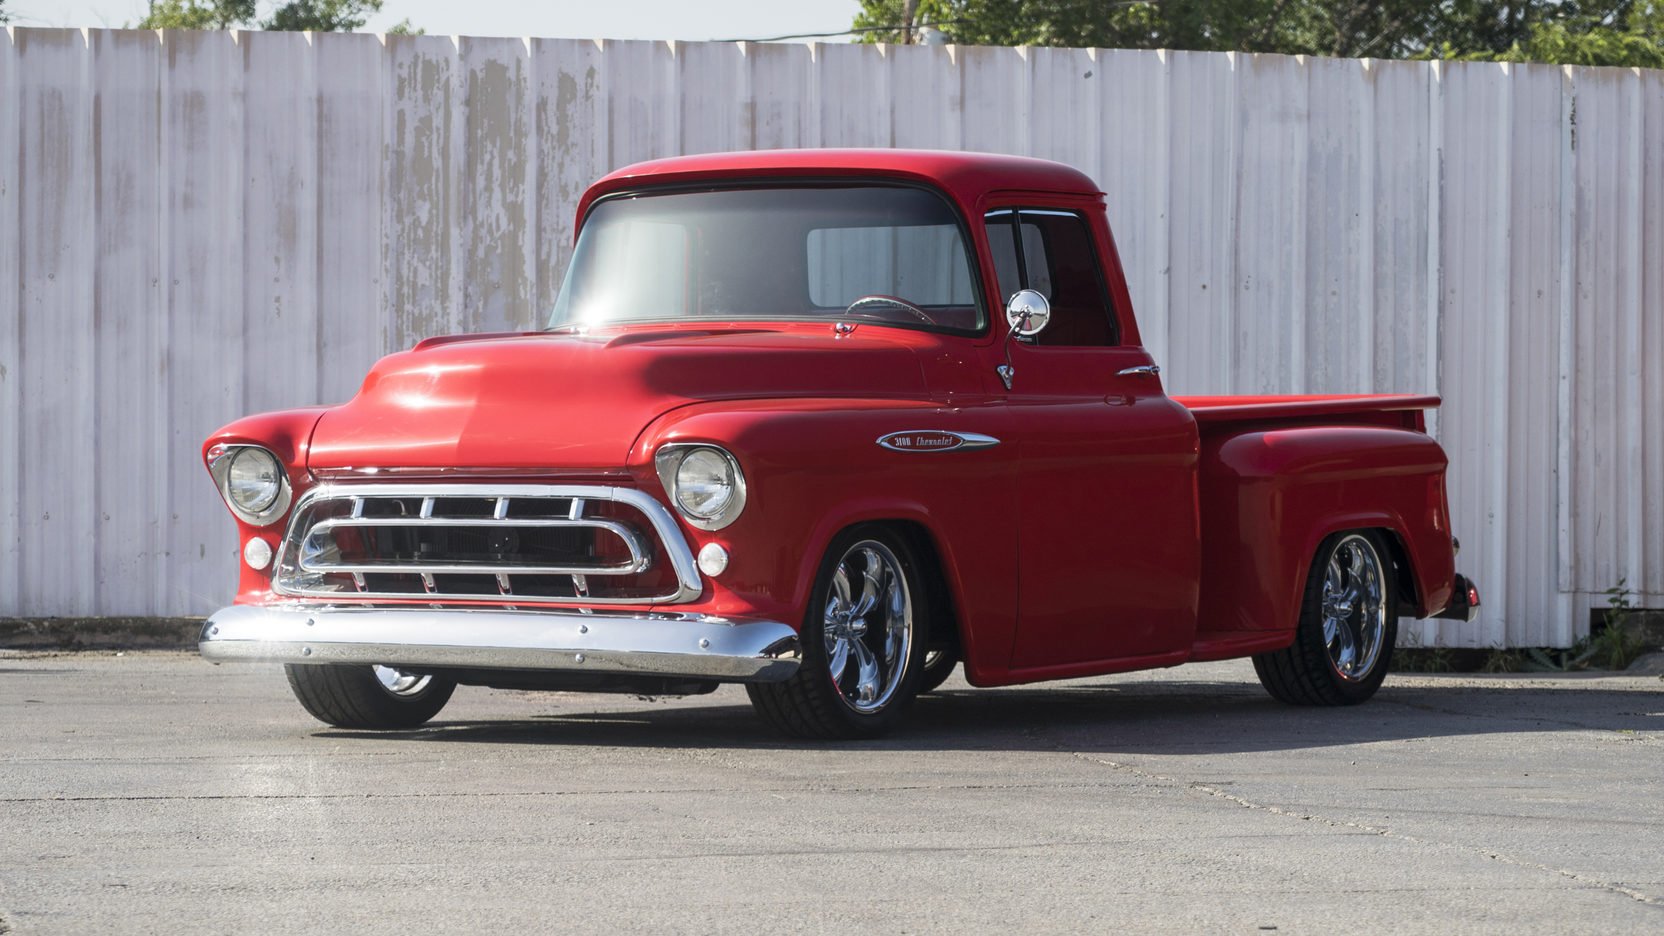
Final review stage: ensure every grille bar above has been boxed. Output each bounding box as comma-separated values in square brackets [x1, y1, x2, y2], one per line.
[299, 516, 652, 575]
[271, 483, 704, 605]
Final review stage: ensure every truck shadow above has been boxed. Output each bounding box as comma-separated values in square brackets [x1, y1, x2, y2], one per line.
[317, 676, 1664, 754]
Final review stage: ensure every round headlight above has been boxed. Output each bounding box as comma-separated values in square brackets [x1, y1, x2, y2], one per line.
[675, 448, 735, 519]
[226, 448, 283, 514]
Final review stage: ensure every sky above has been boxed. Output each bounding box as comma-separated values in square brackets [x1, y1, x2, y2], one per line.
[6, 0, 867, 42]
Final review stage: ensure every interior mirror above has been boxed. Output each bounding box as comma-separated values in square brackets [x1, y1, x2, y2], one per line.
[1005, 289, 1051, 341]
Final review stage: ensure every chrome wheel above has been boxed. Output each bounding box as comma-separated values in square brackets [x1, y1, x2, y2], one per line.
[1320, 535, 1387, 681]
[373, 665, 433, 697]
[822, 540, 914, 714]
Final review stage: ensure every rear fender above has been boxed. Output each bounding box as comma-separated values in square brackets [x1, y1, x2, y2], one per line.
[1197, 426, 1456, 636]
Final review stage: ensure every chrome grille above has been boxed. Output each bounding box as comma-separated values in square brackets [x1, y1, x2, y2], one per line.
[271, 483, 702, 604]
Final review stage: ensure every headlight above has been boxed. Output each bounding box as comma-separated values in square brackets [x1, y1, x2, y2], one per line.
[675, 449, 734, 518]
[655, 444, 747, 531]
[227, 448, 283, 513]
[207, 444, 292, 526]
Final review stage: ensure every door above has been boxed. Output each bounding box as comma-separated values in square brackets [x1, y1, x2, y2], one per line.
[983, 206, 1200, 672]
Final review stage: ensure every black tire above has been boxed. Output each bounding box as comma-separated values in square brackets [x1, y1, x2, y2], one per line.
[747, 526, 929, 739]
[284, 663, 456, 729]
[917, 648, 959, 693]
[1253, 529, 1398, 706]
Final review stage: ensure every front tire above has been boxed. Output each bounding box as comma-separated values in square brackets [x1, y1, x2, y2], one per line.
[285, 663, 456, 729]
[1253, 530, 1398, 706]
[747, 527, 928, 739]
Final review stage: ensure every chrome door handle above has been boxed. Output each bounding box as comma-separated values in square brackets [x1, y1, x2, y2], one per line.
[1116, 364, 1161, 378]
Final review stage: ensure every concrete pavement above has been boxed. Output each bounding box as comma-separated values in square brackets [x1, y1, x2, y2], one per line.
[1, 651, 1660, 934]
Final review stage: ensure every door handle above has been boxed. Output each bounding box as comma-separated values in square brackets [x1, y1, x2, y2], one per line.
[1116, 364, 1161, 378]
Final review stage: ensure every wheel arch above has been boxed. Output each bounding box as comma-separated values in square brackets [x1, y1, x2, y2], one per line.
[1293, 513, 1424, 621]
[797, 509, 978, 677]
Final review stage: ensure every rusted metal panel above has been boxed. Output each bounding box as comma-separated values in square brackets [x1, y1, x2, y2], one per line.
[0, 29, 21, 612]
[1, 29, 1658, 647]
[160, 28, 245, 618]
[90, 29, 166, 615]
[314, 31, 386, 400]
[16, 29, 97, 617]
[1234, 53, 1308, 395]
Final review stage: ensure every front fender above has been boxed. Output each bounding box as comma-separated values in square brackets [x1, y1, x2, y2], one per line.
[631, 399, 1019, 683]
[202, 407, 331, 602]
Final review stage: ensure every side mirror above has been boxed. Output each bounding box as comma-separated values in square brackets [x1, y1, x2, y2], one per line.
[1005, 289, 1051, 341]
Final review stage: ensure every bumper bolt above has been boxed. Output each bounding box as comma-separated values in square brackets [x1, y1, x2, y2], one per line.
[301, 647, 312, 657]
[574, 653, 586, 664]
[698, 638, 711, 649]
[578, 624, 589, 634]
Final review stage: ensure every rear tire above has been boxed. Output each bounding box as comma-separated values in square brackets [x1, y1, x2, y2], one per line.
[917, 648, 958, 693]
[285, 663, 456, 729]
[1253, 530, 1398, 706]
[747, 526, 928, 739]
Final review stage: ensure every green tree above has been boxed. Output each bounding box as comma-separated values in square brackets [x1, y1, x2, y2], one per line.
[1444, 2, 1664, 66]
[0, 0, 11, 24]
[137, 0, 258, 29]
[136, 0, 399, 32]
[851, 1, 1664, 67]
[262, 0, 382, 31]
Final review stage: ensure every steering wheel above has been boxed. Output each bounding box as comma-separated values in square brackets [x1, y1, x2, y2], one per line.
[843, 295, 934, 325]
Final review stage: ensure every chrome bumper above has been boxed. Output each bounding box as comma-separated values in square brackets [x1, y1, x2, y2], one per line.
[199, 605, 801, 682]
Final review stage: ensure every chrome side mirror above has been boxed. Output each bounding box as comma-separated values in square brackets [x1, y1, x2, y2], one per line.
[1005, 289, 1051, 341]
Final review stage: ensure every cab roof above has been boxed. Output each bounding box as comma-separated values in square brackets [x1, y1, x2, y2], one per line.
[578, 149, 1103, 226]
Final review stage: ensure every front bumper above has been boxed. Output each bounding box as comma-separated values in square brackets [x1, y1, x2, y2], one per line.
[199, 605, 801, 682]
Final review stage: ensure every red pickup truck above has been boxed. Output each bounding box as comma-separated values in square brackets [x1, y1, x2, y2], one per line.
[200, 150, 1479, 739]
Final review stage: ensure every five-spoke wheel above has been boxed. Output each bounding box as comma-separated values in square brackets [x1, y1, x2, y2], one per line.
[748, 527, 928, 738]
[1318, 535, 1388, 681]
[1253, 529, 1398, 706]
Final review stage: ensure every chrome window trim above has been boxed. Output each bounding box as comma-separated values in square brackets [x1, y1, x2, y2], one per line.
[270, 482, 703, 605]
[207, 444, 294, 527]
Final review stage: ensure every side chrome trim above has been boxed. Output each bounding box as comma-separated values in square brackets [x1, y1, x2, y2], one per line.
[876, 430, 1001, 453]
[200, 604, 801, 683]
[271, 483, 704, 605]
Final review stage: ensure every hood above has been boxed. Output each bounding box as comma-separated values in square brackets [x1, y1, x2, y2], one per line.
[306, 326, 929, 471]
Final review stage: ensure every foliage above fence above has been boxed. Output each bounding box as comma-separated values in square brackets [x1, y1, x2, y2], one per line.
[854, 1, 1664, 68]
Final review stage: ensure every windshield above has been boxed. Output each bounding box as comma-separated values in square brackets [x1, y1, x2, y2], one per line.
[549, 185, 985, 334]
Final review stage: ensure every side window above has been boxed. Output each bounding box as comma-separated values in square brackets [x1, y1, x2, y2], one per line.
[983, 208, 1117, 347]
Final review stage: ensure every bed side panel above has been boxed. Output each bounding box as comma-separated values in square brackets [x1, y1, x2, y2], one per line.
[1196, 425, 1456, 643]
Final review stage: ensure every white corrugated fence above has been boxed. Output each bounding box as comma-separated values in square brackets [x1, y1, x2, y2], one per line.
[1, 28, 1660, 646]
